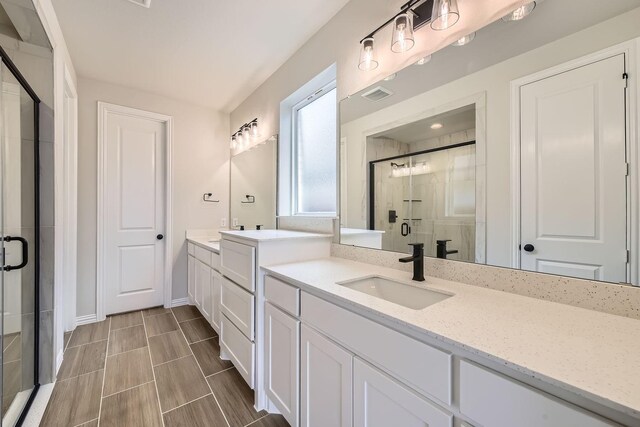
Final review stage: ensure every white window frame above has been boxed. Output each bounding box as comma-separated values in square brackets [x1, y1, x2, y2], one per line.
[290, 80, 337, 216]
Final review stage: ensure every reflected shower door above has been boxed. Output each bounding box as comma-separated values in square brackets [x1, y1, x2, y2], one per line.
[1, 58, 38, 425]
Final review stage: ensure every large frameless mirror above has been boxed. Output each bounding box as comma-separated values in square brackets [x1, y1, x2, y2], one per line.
[339, 0, 640, 286]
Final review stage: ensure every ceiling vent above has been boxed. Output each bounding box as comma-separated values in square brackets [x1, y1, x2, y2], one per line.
[126, 0, 151, 8]
[361, 86, 393, 102]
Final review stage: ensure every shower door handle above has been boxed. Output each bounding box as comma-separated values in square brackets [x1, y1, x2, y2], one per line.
[3, 236, 28, 271]
[401, 222, 411, 237]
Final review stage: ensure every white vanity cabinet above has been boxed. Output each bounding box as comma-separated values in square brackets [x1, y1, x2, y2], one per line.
[265, 302, 300, 427]
[260, 273, 623, 427]
[186, 241, 222, 333]
[300, 324, 353, 427]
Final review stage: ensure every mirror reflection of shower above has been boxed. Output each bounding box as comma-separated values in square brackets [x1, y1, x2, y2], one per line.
[368, 106, 477, 261]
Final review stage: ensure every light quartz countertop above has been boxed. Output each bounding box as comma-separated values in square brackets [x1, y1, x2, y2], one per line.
[263, 257, 640, 419]
[219, 229, 332, 242]
[187, 237, 220, 253]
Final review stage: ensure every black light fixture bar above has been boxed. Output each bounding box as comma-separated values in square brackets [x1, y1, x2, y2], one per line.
[359, 0, 424, 43]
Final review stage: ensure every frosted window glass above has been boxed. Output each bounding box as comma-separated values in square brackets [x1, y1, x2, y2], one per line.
[295, 87, 337, 213]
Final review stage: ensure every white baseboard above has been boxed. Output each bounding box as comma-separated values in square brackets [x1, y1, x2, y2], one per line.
[171, 297, 189, 307]
[75, 314, 97, 325]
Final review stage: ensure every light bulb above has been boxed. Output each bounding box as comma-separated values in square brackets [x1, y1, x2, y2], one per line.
[502, 1, 536, 22]
[231, 134, 237, 150]
[250, 120, 259, 138]
[391, 13, 415, 53]
[431, 0, 460, 31]
[451, 32, 475, 47]
[358, 37, 379, 71]
[242, 125, 250, 142]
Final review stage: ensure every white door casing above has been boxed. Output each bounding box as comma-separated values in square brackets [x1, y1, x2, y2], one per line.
[519, 54, 627, 283]
[98, 102, 172, 318]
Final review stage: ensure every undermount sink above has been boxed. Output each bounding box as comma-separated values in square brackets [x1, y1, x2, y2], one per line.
[337, 276, 452, 310]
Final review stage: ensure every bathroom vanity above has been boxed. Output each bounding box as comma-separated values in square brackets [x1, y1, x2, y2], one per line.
[186, 237, 222, 331]
[259, 257, 640, 427]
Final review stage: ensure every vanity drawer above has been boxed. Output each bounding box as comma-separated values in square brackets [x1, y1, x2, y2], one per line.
[221, 277, 255, 340]
[211, 250, 221, 272]
[221, 239, 256, 292]
[195, 245, 212, 266]
[459, 361, 616, 427]
[221, 314, 255, 389]
[187, 242, 195, 256]
[301, 292, 451, 405]
[265, 275, 300, 317]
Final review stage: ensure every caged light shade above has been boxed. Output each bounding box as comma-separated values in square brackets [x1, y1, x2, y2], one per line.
[391, 13, 415, 53]
[431, 0, 460, 31]
[358, 37, 379, 71]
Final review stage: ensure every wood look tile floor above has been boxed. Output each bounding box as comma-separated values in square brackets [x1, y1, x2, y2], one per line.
[42, 306, 289, 427]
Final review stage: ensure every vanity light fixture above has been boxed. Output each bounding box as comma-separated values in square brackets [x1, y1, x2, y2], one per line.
[451, 32, 475, 46]
[359, 0, 460, 71]
[431, 0, 460, 31]
[391, 13, 415, 53]
[230, 118, 259, 151]
[502, 1, 536, 22]
[415, 55, 432, 65]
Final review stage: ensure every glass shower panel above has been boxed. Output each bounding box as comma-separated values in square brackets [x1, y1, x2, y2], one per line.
[410, 145, 476, 261]
[371, 157, 414, 254]
[1, 60, 37, 424]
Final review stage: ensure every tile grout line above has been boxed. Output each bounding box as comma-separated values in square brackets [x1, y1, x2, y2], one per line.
[169, 308, 231, 427]
[96, 317, 112, 427]
[101, 380, 156, 399]
[66, 337, 108, 350]
[205, 366, 235, 379]
[3, 333, 19, 354]
[108, 321, 144, 333]
[160, 392, 213, 415]
[72, 417, 99, 427]
[142, 310, 167, 427]
[244, 413, 271, 427]
[64, 330, 74, 352]
[152, 353, 193, 369]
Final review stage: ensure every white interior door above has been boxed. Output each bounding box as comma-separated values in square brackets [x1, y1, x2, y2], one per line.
[520, 54, 627, 283]
[103, 106, 166, 315]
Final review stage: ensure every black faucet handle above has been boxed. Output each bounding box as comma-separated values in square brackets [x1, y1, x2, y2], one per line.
[436, 239, 452, 245]
[408, 243, 424, 248]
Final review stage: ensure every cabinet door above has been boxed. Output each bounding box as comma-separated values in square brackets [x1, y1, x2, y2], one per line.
[211, 269, 222, 333]
[187, 255, 195, 304]
[201, 264, 213, 321]
[194, 259, 205, 310]
[353, 358, 452, 427]
[265, 303, 300, 427]
[301, 324, 353, 427]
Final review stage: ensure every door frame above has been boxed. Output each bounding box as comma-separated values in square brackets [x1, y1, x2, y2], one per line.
[96, 102, 173, 321]
[509, 39, 639, 285]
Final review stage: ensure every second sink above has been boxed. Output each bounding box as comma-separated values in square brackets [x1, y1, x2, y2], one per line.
[337, 276, 451, 310]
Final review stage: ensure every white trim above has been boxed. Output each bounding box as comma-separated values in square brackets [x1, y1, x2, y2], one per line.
[75, 314, 98, 326]
[55, 349, 64, 374]
[62, 64, 78, 333]
[171, 297, 189, 307]
[96, 102, 174, 321]
[509, 39, 639, 284]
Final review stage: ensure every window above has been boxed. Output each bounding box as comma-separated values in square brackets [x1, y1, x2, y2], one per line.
[292, 82, 337, 215]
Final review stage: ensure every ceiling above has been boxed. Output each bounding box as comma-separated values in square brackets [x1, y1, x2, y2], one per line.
[373, 105, 476, 144]
[52, 0, 350, 111]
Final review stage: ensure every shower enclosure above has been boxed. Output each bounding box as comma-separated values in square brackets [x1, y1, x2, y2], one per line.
[369, 141, 476, 261]
[0, 46, 41, 425]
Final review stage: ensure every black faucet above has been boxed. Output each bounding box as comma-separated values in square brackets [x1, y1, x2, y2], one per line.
[436, 240, 458, 259]
[399, 243, 425, 282]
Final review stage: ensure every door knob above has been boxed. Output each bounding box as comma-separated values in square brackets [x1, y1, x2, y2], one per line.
[157, 234, 164, 240]
[523, 244, 535, 252]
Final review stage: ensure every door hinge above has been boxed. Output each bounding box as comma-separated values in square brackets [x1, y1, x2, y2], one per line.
[625, 162, 630, 176]
[627, 250, 630, 264]
[623, 72, 629, 88]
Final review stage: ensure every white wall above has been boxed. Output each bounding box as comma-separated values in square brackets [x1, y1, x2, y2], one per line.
[76, 77, 229, 316]
[340, 8, 640, 267]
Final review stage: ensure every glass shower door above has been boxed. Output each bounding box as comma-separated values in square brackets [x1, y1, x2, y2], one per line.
[1, 59, 38, 425]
